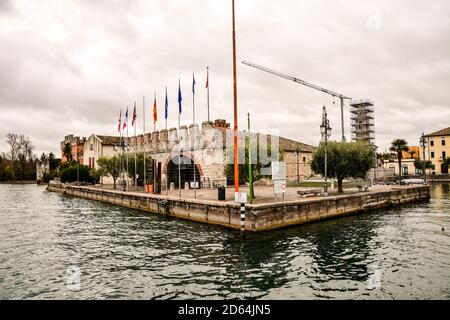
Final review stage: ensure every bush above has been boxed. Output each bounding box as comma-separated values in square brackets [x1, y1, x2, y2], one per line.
[60, 165, 95, 184]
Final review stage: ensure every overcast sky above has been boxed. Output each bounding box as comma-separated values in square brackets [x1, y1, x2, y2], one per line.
[0, 0, 449, 156]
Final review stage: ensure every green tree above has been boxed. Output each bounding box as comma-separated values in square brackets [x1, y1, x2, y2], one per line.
[60, 165, 93, 184]
[414, 159, 434, 174]
[389, 139, 409, 182]
[49, 152, 61, 171]
[442, 157, 450, 173]
[97, 156, 122, 189]
[120, 153, 154, 186]
[63, 143, 73, 162]
[225, 142, 281, 198]
[311, 142, 375, 193]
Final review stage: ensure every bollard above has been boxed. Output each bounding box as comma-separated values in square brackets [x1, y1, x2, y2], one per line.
[240, 203, 246, 233]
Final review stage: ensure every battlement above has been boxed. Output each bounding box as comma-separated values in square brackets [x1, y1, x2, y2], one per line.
[125, 119, 230, 152]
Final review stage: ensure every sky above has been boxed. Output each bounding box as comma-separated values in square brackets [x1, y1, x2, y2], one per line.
[0, 0, 449, 156]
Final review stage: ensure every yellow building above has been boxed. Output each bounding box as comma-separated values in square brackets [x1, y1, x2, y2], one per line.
[384, 146, 420, 176]
[422, 127, 450, 174]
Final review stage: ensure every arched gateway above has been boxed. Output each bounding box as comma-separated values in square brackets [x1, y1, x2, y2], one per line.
[167, 156, 201, 189]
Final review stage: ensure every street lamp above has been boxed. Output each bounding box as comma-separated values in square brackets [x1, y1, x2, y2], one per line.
[420, 132, 427, 177]
[320, 105, 332, 196]
[76, 152, 80, 185]
[122, 138, 127, 192]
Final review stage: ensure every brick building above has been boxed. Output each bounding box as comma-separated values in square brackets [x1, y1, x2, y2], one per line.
[60, 135, 86, 164]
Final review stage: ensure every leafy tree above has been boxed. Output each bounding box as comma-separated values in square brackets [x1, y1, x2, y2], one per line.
[414, 159, 434, 174]
[389, 139, 409, 182]
[225, 141, 281, 198]
[60, 165, 93, 184]
[49, 152, 61, 171]
[97, 156, 122, 189]
[63, 143, 73, 162]
[40, 153, 48, 163]
[442, 157, 450, 173]
[311, 142, 375, 193]
[120, 153, 154, 186]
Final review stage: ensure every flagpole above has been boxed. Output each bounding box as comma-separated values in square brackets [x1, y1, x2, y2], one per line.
[178, 79, 182, 198]
[120, 110, 125, 191]
[232, 0, 240, 195]
[153, 93, 157, 194]
[165, 86, 169, 196]
[207, 66, 210, 122]
[143, 96, 146, 193]
[192, 73, 197, 199]
[248, 112, 253, 204]
[118, 110, 123, 190]
[134, 102, 137, 191]
[126, 106, 129, 192]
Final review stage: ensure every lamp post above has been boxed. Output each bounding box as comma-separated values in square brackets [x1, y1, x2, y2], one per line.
[320, 105, 332, 196]
[122, 138, 127, 192]
[76, 151, 80, 185]
[420, 132, 427, 177]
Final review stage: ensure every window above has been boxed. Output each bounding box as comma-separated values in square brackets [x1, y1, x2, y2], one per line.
[443, 139, 446, 146]
[402, 165, 408, 175]
[90, 144, 94, 151]
[431, 152, 435, 159]
[443, 151, 447, 159]
[303, 157, 306, 162]
[430, 140, 434, 147]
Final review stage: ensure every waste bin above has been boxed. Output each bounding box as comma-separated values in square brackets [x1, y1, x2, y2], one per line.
[218, 186, 226, 201]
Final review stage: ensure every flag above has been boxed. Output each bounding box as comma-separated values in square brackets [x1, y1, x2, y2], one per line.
[178, 80, 182, 114]
[192, 73, 196, 95]
[153, 94, 157, 124]
[132, 103, 137, 127]
[206, 68, 209, 88]
[165, 86, 168, 120]
[123, 108, 128, 130]
[118, 110, 122, 133]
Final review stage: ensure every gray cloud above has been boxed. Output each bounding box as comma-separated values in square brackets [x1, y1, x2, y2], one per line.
[0, 0, 449, 156]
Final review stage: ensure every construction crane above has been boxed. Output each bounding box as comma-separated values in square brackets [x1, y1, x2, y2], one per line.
[242, 61, 351, 142]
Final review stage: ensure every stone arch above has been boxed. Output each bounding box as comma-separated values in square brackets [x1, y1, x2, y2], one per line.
[165, 152, 203, 189]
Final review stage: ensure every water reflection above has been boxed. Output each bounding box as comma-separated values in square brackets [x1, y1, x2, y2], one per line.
[0, 183, 449, 299]
[307, 216, 377, 282]
[431, 182, 449, 199]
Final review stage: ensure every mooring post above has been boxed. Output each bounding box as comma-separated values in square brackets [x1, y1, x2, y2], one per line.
[240, 203, 246, 233]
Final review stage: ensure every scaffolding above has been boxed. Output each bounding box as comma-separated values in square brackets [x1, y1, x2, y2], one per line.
[350, 99, 375, 146]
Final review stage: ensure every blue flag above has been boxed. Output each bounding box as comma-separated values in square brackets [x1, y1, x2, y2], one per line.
[192, 73, 196, 95]
[165, 86, 168, 120]
[178, 80, 182, 114]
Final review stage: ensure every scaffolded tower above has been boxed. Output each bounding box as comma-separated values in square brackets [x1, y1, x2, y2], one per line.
[350, 99, 375, 146]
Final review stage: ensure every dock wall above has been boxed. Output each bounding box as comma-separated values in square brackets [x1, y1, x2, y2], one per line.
[47, 184, 430, 232]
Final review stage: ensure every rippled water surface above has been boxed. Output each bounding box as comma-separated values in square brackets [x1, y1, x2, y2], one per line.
[0, 183, 449, 299]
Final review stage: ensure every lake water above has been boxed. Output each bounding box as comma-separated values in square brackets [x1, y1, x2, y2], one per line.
[0, 183, 449, 299]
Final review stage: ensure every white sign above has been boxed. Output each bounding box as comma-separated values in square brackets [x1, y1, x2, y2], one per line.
[274, 180, 287, 194]
[235, 192, 248, 204]
[190, 181, 200, 189]
[272, 162, 286, 180]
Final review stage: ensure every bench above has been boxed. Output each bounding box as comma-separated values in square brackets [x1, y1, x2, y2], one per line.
[357, 185, 369, 192]
[297, 189, 322, 198]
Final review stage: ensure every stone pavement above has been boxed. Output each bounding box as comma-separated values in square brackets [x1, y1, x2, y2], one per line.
[97, 183, 397, 205]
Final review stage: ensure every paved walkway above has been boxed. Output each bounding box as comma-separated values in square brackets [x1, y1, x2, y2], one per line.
[96, 183, 401, 204]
